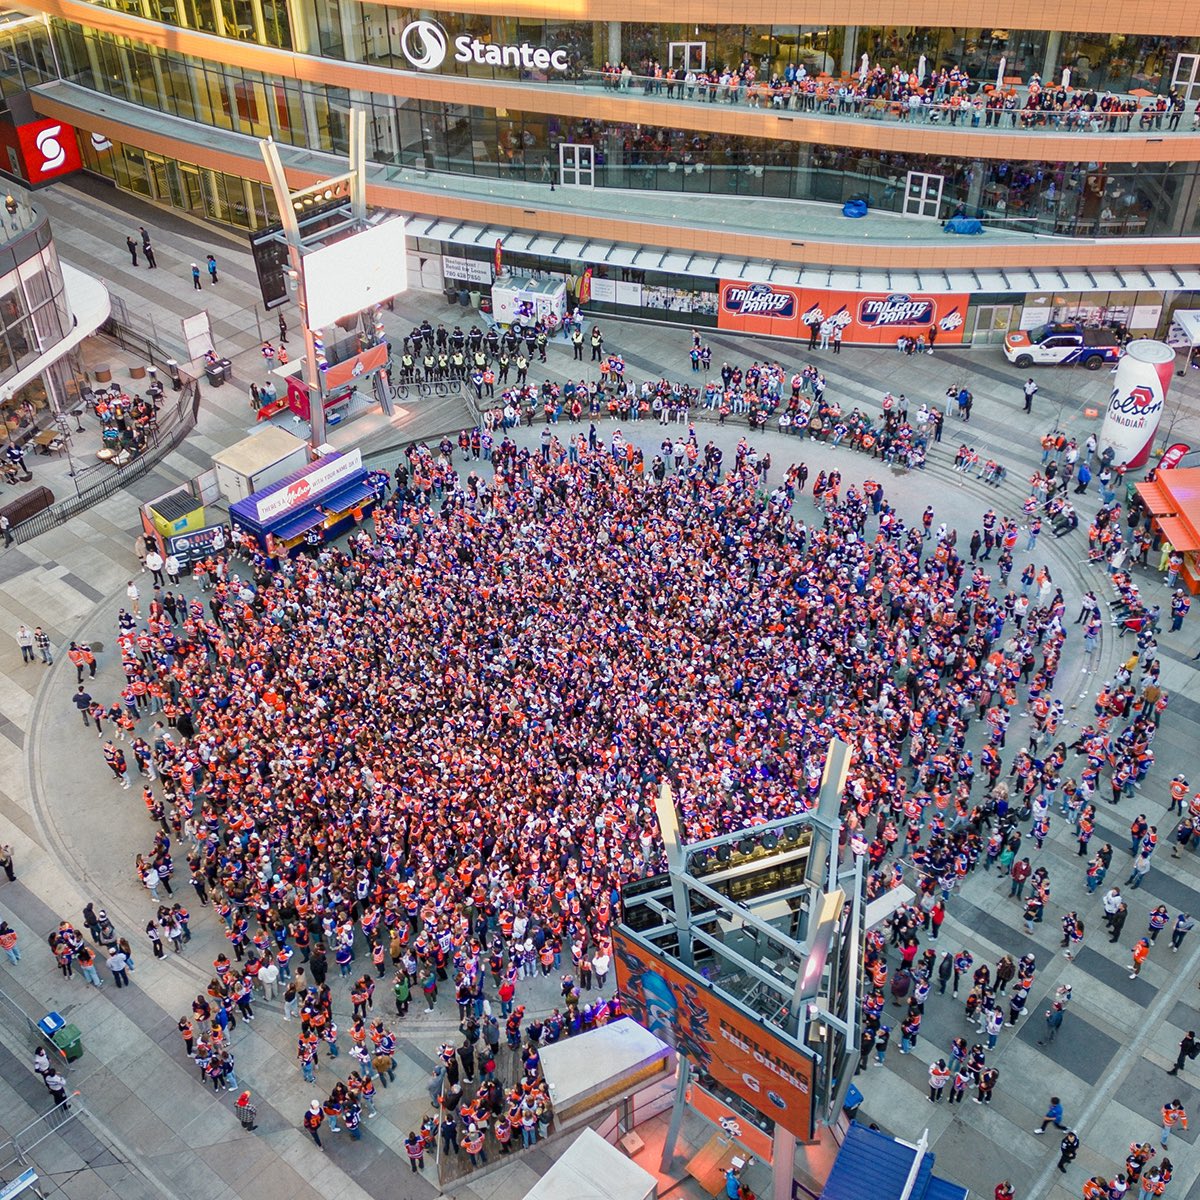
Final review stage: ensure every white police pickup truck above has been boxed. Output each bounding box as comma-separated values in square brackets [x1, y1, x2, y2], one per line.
[1003, 322, 1122, 370]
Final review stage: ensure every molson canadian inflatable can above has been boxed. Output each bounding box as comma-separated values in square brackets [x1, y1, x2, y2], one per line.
[1099, 340, 1175, 470]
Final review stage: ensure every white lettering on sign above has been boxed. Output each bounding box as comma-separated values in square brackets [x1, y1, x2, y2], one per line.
[443, 255, 494, 285]
[397, 18, 568, 72]
[255, 448, 362, 522]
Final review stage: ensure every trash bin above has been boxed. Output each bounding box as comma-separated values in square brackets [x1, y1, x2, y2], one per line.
[52, 1023, 83, 1062]
[457, 288, 470, 306]
[219, 357, 233, 381]
[205, 361, 225, 387]
[445, 288, 459, 305]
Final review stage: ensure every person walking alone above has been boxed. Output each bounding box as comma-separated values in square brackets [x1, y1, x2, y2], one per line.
[1039, 1002, 1065, 1045]
[1168, 1030, 1197, 1076]
[1162, 1099, 1188, 1146]
[1023, 378, 1038, 412]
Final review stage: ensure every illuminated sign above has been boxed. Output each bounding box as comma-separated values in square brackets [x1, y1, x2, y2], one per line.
[398, 18, 570, 72]
[17, 119, 81, 184]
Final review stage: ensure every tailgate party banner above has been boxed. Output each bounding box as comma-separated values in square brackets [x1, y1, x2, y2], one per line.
[717, 280, 968, 345]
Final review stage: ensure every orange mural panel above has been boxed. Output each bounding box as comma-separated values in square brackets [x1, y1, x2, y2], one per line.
[613, 930, 814, 1140]
[718, 280, 968, 345]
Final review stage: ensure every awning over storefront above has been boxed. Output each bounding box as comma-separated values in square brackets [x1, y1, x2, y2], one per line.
[411, 217, 1200, 298]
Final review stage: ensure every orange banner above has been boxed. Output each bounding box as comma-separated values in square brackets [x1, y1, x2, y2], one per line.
[717, 281, 968, 346]
[687, 1083, 775, 1163]
[613, 931, 813, 1140]
[322, 342, 389, 392]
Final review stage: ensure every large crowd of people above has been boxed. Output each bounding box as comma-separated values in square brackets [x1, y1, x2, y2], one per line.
[53, 325, 1191, 1187]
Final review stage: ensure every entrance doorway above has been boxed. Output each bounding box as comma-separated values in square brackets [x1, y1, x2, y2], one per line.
[668, 42, 707, 73]
[1172, 53, 1200, 102]
[903, 171, 944, 219]
[969, 304, 1019, 345]
[558, 142, 595, 188]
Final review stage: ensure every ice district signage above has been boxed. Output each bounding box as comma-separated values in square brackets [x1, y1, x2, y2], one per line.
[399, 19, 569, 72]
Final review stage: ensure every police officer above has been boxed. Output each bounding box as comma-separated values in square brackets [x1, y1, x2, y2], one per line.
[451, 349, 466, 378]
[535, 328, 548, 362]
[423, 349, 436, 381]
[419, 319, 434, 349]
[484, 327, 500, 358]
[572, 326, 584, 360]
[467, 324, 483, 353]
[498, 352, 511, 384]
[590, 326, 604, 361]
[435, 323, 448, 351]
[400, 349, 415, 381]
[473, 349, 487, 372]
[515, 353, 529, 385]
[436, 349, 449, 379]
[450, 325, 465, 353]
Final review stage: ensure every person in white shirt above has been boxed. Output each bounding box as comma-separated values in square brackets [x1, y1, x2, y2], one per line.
[145, 549, 164, 585]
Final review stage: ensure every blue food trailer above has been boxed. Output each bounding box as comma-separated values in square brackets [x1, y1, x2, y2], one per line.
[229, 447, 377, 561]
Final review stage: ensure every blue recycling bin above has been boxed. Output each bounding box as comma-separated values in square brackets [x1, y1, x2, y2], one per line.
[37, 1011, 65, 1038]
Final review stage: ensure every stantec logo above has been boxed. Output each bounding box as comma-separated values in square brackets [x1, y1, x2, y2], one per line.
[398, 18, 570, 72]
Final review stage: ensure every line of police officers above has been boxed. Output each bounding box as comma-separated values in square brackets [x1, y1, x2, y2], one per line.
[395, 318, 604, 385]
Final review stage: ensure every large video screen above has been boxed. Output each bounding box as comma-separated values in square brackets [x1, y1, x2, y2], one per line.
[613, 930, 814, 1140]
[303, 219, 408, 330]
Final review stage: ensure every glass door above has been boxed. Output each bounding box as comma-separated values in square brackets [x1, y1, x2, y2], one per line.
[1172, 53, 1200, 102]
[903, 170, 944, 219]
[969, 304, 1018, 345]
[558, 142, 595, 188]
[668, 42, 707, 73]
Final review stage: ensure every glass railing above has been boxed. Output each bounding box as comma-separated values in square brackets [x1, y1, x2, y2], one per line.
[531, 68, 1189, 136]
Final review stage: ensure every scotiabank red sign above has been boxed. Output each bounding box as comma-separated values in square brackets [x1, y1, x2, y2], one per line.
[16, 119, 81, 184]
[718, 280, 968, 346]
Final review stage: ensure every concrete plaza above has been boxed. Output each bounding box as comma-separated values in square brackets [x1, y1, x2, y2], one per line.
[0, 174, 1196, 1200]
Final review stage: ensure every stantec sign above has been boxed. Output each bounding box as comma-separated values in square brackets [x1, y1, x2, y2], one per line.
[399, 19, 570, 72]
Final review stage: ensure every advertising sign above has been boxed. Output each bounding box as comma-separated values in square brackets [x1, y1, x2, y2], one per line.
[1099, 340, 1175, 470]
[322, 343, 389, 392]
[717, 281, 968, 345]
[397, 18, 569, 72]
[579, 266, 592, 306]
[613, 931, 813, 1140]
[16, 119, 81, 184]
[443, 255, 494, 286]
[1159, 442, 1192, 470]
[166, 525, 226, 570]
[687, 1083, 775, 1163]
[255, 449, 362, 522]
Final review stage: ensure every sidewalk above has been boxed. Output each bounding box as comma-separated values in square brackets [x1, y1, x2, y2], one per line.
[0, 173, 1195, 1200]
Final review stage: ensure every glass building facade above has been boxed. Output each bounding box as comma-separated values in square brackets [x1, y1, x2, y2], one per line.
[5, 0, 1200, 304]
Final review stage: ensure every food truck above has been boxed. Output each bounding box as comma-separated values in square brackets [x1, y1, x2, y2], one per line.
[229, 448, 377, 561]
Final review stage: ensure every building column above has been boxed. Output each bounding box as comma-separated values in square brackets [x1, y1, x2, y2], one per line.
[840, 27, 857, 77]
[1041, 30, 1062, 83]
[607, 21, 620, 66]
[967, 158, 985, 214]
[286, 0, 317, 54]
